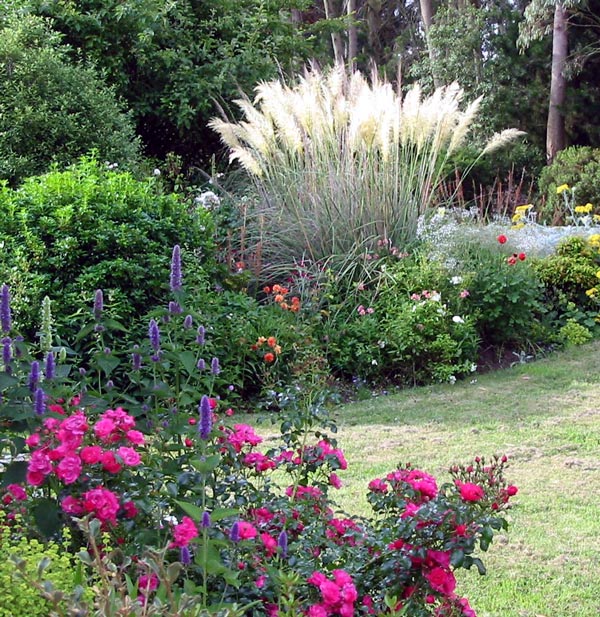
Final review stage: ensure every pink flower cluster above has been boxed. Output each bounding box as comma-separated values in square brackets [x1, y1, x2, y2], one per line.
[24, 406, 144, 524]
[356, 305, 374, 316]
[220, 423, 263, 453]
[307, 569, 358, 617]
[370, 467, 438, 503]
[170, 516, 199, 548]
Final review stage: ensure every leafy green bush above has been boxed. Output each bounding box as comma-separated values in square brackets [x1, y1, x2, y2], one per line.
[324, 256, 480, 384]
[532, 235, 600, 332]
[462, 244, 544, 346]
[558, 319, 593, 346]
[0, 14, 140, 185]
[537, 146, 600, 224]
[0, 158, 215, 337]
[0, 516, 90, 616]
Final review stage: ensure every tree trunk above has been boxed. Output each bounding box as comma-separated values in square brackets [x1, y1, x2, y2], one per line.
[323, 0, 345, 64]
[547, 2, 568, 164]
[419, 0, 440, 87]
[347, 0, 357, 71]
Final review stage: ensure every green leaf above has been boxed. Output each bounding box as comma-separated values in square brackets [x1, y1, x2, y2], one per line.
[211, 507, 239, 522]
[32, 499, 62, 538]
[471, 557, 487, 575]
[178, 350, 198, 376]
[96, 355, 120, 376]
[0, 460, 27, 486]
[0, 372, 18, 389]
[190, 454, 221, 474]
[174, 500, 204, 521]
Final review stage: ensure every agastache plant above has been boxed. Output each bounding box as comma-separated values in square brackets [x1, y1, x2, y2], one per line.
[39, 296, 53, 352]
[199, 395, 212, 439]
[93, 289, 104, 319]
[170, 245, 183, 292]
[1, 284, 11, 333]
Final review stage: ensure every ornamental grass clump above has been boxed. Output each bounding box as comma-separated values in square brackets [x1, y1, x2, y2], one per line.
[210, 64, 523, 273]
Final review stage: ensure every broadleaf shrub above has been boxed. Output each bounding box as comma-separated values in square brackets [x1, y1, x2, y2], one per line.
[324, 255, 480, 385]
[537, 146, 600, 224]
[0, 14, 140, 185]
[532, 235, 600, 334]
[0, 158, 215, 338]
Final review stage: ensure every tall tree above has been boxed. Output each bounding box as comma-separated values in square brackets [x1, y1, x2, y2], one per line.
[519, 0, 600, 162]
[547, 3, 568, 162]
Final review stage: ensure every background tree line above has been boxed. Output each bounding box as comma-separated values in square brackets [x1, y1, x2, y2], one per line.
[1, 0, 599, 187]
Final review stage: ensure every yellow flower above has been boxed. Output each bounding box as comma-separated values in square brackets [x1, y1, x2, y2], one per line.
[593, 214, 600, 222]
[575, 204, 593, 214]
[511, 223, 525, 230]
[586, 287, 597, 297]
[596, 270, 600, 279]
[556, 184, 570, 194]
[515, 204, 533, 213]
[512, 212, 524, 222]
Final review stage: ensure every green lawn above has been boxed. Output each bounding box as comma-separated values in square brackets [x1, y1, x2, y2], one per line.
[323, 342, 600, 616]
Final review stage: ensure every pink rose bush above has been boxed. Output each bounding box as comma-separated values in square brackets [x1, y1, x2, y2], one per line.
[2, 380, 518, 616]
[20, 405, 145, 526]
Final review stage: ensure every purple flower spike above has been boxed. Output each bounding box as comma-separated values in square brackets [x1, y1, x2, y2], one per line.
[197, 358, 206, 371]
[44, 352, 55, 380]
[132, 350, 142, 371]
[230, 521, 240, 543]
[170, 245, 183, 292]
[180, 546, 191, 565]
[201, 511, 211, 529]
[196, 325, 205, 346]
[277, 531, 288, 559]
[183, 314, 193, 329]
[199, 395, 212, 439]
[169, 301, 182, 314]
[1, 284, 11, 333]
[29, 361, 40, 392]
[34, 387, 46, 415]
[149, 319, 160, 351]
[211, 357, 220, 375]
[93, 289, 104, 319]
[2, 337, 11, 370]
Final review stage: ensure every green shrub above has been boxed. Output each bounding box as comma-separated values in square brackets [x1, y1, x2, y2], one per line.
[0, 517, 91, 616]
[558, 319, 593, 346]
[0, 158, 215, 338]
[0, 14, 140, 186]
[532, 235, 600, 332]
[324, 256, 480, 385]
[463, 244, 545, 346]
[537, 146, 600, 224]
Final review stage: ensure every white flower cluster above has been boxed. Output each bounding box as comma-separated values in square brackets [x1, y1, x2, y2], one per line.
[194, 190, 221, 210]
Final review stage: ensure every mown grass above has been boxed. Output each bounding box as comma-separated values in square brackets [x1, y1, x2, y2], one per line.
[325, 342, 600, 616]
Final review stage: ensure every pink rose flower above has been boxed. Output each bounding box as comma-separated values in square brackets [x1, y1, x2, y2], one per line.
[170, 516, 199, 548]
[80, 445, 103, 464]
[425, 567, 456, 596]
[56, 453, 82, 484]
[458, 481, 485, 502]
[237, 521, 257, 540]
[83, 487, 120, 524]
[117, 446, 141, 466]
